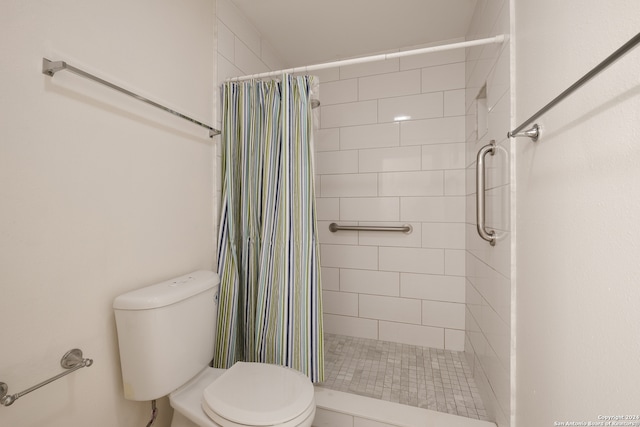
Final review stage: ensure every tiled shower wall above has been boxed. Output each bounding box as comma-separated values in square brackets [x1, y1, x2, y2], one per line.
[314, 41, 470, 351]
[464, 1, 512, 426]
[213, 4, 469, 352]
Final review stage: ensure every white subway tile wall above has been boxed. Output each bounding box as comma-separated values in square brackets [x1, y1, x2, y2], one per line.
[340, 198, 400, 222]
[402, 116, 466, 145]
[378, 171, 444, 197]
[316, 45, 467, 351]
[422, 63, 466, 93]
[322, 101, 378, 128]
[358, 70, 421, 100]
[340, 269, 400, 296]
[341, 123, 400, 149]
[316, 128, 341, 152]
[464, 1, 512, 426]
[378, 92, 443, 123]
[359, 146, 421, 173]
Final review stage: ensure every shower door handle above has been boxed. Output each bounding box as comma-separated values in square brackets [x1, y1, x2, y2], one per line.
[476, 140, 496, 246]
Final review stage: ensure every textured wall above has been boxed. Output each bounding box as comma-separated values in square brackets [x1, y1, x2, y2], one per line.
[0, 1, 215, 426]
[515, 0, 640, 424]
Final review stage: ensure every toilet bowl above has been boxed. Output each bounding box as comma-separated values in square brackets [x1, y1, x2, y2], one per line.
[170, 363, 315, 427]
[113, 271, 316, 427]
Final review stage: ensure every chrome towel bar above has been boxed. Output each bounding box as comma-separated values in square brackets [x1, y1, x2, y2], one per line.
[42, 58, 221, 138]
[508, 31, 640, 141]
[0, 348, 93, 407]
[329, 223, 413, 234]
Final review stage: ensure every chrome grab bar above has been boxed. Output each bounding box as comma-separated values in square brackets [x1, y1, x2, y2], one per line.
[476, 141, 496, 246]
[0, 349, 93, 407]
[329, 223, 413, 234]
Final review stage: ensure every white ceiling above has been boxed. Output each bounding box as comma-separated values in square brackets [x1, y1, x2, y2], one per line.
[230, 0, 478, 68]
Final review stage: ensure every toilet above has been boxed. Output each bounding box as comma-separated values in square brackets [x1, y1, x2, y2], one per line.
[113, 270, 316, 427]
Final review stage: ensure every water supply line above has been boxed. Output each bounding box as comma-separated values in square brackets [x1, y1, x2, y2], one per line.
[145, 400, 158, 427]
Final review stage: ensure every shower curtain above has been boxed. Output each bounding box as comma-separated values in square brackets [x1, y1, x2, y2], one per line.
[214, 75, 324, 383]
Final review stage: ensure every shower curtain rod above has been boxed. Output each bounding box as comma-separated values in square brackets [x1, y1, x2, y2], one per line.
[227, 35, 506, 82]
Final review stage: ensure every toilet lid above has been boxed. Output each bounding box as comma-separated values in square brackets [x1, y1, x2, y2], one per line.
[202, 362, 314, 426]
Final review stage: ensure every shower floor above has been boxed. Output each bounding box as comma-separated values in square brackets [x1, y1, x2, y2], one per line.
[319, 333, 488, 421]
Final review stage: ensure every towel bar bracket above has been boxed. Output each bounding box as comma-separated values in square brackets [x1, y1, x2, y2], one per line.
[507, 124, 540, 141]
[0, 348, 93, 407]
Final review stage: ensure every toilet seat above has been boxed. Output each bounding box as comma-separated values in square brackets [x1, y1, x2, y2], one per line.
[203, 400, 315, 427]
[202, 362, 315, 427]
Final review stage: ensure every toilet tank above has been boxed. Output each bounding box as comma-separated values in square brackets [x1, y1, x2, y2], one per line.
[113, 270, 219, 401]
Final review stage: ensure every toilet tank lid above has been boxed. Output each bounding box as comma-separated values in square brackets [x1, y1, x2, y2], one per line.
[113, 270, 219, 310]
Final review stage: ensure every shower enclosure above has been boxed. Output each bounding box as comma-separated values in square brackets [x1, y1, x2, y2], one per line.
[311, 9, 511, 426]
[215, 0, 512, 424]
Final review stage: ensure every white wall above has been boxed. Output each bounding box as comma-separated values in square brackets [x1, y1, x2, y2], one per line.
[514, 0, 640, 425]
[215, 0, 284, 81]
[0, 1, 215, 426]
[313, 42, 469, 351]
[214, 0, 285, 123]
[464, 1, 512, 426]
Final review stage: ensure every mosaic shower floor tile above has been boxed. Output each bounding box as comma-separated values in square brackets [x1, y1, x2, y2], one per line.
[319, 333, 488, 421]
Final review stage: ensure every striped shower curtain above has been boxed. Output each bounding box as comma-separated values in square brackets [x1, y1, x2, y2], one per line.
[214, 75, 324, 383]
